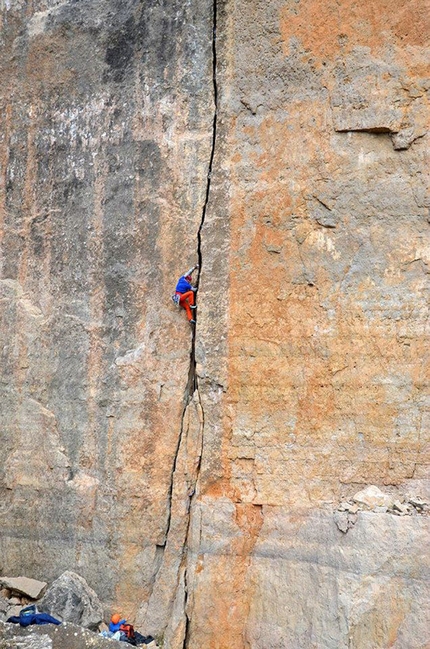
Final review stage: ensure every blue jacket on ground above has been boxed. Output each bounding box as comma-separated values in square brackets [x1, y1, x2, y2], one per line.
[7, 612, 61, 627]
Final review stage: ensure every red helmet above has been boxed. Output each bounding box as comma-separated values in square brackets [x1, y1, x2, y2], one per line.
[185, 275, 192, 281]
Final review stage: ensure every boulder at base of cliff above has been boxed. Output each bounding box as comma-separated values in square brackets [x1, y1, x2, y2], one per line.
[38, 572, 103, 631]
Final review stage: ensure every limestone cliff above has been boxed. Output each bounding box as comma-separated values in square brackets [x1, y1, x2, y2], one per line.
[0, 1, 429, 648]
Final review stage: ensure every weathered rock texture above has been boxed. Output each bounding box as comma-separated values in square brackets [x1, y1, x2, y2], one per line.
[0, 0, 429, 648]
[0, 0, 213, 626]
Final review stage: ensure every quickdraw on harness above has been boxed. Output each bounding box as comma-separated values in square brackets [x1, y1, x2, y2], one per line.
[172, 293, 180, 306]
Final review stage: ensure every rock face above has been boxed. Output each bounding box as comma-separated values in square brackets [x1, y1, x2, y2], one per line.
[0, 1, 429, 649]
[0, 0, 213, 621]
[192, 0, 430, 646]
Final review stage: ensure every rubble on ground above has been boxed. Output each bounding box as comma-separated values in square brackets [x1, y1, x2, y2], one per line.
[0, 577, 47, 601]
[0, 571, 159, 648]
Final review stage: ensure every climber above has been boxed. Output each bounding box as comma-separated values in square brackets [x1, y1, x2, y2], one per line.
[103, 614, 152, 645]
[108, 614, 137, 645]
[174, 264, 199, 324]
[109, 614, 126, 634]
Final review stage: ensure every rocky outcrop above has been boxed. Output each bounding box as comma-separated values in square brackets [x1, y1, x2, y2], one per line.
[183, 505, 430, 648]
[0, 571, 159, 646]
[39, 571, 103, 631]
[0, 577, 47, 600]
[0, 0, 429, 648]
[0, 572, 102, 628]
[0, 621, 124, 649]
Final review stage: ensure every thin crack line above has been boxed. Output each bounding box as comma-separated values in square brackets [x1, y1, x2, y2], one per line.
[182, 390, 205, 648]
[160, 0, 218, 604]
[182, 0, 218, 645]
[196, 0, 218, 283]
[162, 396, 191, 545]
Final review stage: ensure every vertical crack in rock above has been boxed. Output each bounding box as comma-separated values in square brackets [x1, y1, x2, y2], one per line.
[182, 390, 205, 648]
[166, 0, 218, 533]
[156, 2, 218, 643]
[196, 0, 219, 286]
[181, 1, 218, 644]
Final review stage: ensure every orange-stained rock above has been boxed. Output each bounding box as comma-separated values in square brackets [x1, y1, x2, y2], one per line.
[192, 0, 429, 646]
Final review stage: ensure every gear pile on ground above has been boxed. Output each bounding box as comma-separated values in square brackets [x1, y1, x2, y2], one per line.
[0, 572, 158, 648]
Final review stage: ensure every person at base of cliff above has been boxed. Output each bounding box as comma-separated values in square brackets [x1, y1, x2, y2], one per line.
[109, 613, 126, 634]
[174, 264, 199, 324]
[108, 614, 137, 645]
[103, 615, 152, 645]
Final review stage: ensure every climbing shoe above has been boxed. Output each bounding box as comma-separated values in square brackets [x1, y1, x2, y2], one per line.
[190, 319, 196, 324]
[190, 305, 197, 309]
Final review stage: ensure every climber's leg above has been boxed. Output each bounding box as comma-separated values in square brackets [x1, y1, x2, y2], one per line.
[179, 291, 194, 321]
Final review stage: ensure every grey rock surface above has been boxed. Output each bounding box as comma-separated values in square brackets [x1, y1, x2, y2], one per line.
[1, 632, 53, 649]
[39, 571, 103, 631]
[186, 504, 430, 649]
[0, 0, 213, 629]
[5, 605, 22, 618]
[409, 496, 427, 510]
[334, 510, 358, 533]
[0, 621, 123, 649]
[6, 598, 20, 606]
